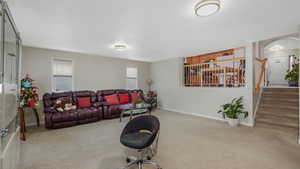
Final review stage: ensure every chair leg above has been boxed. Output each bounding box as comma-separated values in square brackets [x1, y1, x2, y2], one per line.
[122, 159, 138, 169]
[144, 160, 162, 169]
[138, 162, 142, 169]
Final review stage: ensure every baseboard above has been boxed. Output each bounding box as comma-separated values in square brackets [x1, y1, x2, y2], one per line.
[161, 107, 254, 127]
[26, 121, 45, 127]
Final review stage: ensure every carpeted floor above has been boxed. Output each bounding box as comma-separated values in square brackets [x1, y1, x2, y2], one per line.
[20, 110, 300, 169]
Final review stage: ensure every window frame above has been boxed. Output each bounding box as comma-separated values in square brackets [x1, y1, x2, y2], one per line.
[51, 57, 74, 92]
[126, 67, 138, 89]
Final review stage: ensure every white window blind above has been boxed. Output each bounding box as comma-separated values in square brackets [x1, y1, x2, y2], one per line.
[126, 67, 138, 89]
[53, 59, 73, 76]
[52, 58, 73, 92]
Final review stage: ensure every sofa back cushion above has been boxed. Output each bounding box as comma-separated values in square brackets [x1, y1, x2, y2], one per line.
[119, 93, 129, 104]
[96, 90, 116, 102]
[105, 94, 119, 105]
[43, 91, 73, 108]
[78, 97, 91, 108]
[73, 91, 96, 103]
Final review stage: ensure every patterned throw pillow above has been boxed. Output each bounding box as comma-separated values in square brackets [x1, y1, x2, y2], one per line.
[104, 94, 119, 105]
[130, 92, 140, 103]
[118, 93, 129, 104]
[77, 97, 91, 108]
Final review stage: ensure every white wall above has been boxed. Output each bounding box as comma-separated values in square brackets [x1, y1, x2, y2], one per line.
[151, 44, 254, 126]
[21, 46, 151, 124]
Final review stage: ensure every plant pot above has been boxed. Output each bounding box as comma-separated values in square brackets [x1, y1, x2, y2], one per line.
[136, 103, 144, 108]
[227, 118, 239, 127]
[288, 81, 298, 87]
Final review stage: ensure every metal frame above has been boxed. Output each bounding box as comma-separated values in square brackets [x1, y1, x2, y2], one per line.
[0, 0, 21, 156]
[121, 130, 161, 169]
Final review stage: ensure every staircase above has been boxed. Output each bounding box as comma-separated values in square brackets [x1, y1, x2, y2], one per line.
[255, 88, 299, 134]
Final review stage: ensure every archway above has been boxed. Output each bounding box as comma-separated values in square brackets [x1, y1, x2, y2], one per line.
[263, 36, 299, 87]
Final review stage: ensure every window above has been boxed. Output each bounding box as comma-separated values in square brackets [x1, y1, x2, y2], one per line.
[52, 58, 73, 92]
[126, 67, 138, 89]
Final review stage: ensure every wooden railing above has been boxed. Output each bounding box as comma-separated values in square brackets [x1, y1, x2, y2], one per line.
[255, 58, 267, 93]
[184, 57, 246, 87]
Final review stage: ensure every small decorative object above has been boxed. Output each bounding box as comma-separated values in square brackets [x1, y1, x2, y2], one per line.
[19, 74, 40, 108]
[285, 63, 299, 87]
[0, 128, 8, 137]
[217, 97, 248, 127]
[146, 79, 153, 91]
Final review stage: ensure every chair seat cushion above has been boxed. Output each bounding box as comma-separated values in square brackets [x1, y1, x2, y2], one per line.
[121, 132, 152, 149]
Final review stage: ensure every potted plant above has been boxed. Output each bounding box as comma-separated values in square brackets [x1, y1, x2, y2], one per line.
[135, 98, 145, 108]
[217, 97, 248, 127]
[285, 64, 299, 87]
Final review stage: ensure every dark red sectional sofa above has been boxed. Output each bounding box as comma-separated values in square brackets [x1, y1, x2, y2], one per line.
[43, 89, 144, 129]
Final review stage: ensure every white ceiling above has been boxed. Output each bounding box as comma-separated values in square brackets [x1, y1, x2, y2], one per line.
[7, 0, 300, 62]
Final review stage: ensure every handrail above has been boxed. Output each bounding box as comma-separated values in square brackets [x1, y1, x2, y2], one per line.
[184, 57, 245, 67]
[255, 58, 268, 93]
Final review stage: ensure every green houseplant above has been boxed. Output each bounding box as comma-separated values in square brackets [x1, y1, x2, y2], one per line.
[285, 64, 299, 87]
[217, 97, 248, 127]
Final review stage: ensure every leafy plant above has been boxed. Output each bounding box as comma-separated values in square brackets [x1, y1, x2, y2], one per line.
[135, 98, 145, 104]
[217, 97, 248, 119]
[285, 64, 299, 82]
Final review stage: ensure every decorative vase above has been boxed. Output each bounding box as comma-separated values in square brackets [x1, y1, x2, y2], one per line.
[227, 118, 239, 127]
[288, 81, 298, 87]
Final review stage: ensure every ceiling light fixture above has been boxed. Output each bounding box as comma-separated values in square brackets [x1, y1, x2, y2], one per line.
[113, 42, 127, 51]
[269, 45, 283, 52]
[195, 0, 220, 17]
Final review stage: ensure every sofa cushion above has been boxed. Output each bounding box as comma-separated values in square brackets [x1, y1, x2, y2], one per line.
[78, 97, 91, 108]
[51, 110, 78, 122]
[130, 92, 140, 103]
[77, 107, 100, 120]
[119, 93, 129, 104]
[105, 94, 119, 105]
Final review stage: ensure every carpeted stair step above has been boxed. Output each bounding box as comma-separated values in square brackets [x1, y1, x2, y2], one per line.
[255, 122, 299, 135]
[255, 88, 299, 133]
[257, 109, 298, 119]
[260, 103, 299, 111]
[256, 115, 298, 129]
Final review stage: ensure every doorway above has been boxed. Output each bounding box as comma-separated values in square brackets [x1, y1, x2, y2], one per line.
[263, 35, 299, 87]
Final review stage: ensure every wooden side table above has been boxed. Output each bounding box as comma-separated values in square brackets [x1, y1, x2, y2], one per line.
[19, 106, 40, 141]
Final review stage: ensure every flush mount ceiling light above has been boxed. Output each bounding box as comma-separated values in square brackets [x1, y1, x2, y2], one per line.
[269, 45, 284, 51]
[113, 42, 128, 51]
[195, 0, 220, 17]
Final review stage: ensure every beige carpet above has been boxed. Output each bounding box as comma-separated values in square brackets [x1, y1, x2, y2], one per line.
[20, 110, 300, 169]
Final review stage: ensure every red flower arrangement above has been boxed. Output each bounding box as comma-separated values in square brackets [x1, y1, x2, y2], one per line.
[19, 75, 39, 107]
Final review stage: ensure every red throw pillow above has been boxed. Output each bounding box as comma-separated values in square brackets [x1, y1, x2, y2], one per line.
[78, 97, 91, 108]
[131, 92, 140, 103]
[105, 94, 119, 105]
[119, 93, 129, 104]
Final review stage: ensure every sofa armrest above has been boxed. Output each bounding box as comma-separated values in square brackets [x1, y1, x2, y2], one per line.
[44, 107, 57, 114]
